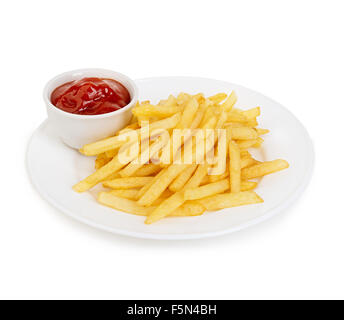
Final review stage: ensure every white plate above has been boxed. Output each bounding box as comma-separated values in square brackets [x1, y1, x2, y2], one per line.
[27, 77, 314, 240]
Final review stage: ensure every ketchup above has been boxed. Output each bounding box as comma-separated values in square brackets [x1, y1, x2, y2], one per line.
[51, 77, 131, 115]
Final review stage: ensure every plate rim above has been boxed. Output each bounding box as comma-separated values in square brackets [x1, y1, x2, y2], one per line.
[26, 76, 315, 240]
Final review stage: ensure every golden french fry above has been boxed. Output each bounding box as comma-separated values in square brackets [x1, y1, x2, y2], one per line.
[137, 168, 167, 199]
[163, 95, 177, 107]
[170, 201, 205, 217]
[198, 191, 263, 211]
[237, 139, 260, 149]
[109, 189, 140, 200]
[145, 191, 185, 224]
[80, 130, 137, 156]
[252, 137, 264, 148]
[241, 107, 260, 119]
[176, 97, 199, 129]
[208, 171, 229, 183]
[226, 112, 248, 123]
[73, 154, 134, 193]
[245, 118, 258, 127]
[117, 122, 140, 134]
[98, 192, 154, 216]
[209, 93, 227, 104]
[151, 189, 174, 206]
[176, 92, 191, 106]
[105, 149, 117, 158]
[138, 164, 188, 206]
[200, 175, 211, 185]
[183, 164, 209, 189]
[240, 150, 250, 158]
[229, 140, 241, 193]
[95, 153, 111, 169]
[240, 181, 258, 191]
[222, 91, 237, 111]
[118, 134, 169, 177]
[134, 164, 161, 177]
[199, 105, 215, 127]
[184, 179, 230, 200]
[255, 128, 270, 135]
[103, 177, 153, 189]
[169, 164, 198, 192]
[241, 157, 258, 169]
[215, 109, 228, 129]
[190, 101, 208, 129]
[232, 127, 258, 140]
[242, 159, 289, 179]
[133, 104, 182, 118]
[145, 112, 182, 132]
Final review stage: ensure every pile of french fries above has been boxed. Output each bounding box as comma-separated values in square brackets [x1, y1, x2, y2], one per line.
[73, 91, 289, 224]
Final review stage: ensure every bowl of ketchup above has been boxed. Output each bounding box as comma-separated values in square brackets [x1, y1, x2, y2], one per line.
[44, 69, 138, 149]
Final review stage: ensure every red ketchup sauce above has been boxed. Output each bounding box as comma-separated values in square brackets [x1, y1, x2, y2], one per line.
[51, 77, 131, 115]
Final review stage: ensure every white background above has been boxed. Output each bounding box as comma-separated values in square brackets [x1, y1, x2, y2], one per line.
[0, 0, 343, 300]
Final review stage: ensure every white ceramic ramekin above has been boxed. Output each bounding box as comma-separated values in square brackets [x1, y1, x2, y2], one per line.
[43, 68, 138, 149]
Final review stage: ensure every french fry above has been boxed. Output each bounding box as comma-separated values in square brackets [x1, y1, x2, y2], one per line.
[241, 157, 258, 169]
[245, 118, 258, 127]
[184, 179, 230, 200]
[232, 127, 258, 140]
[241, 107, 260, 119]
[80, 130, 138, 156]
[222, 91, 237, 111]
[200, 175, 211, 185]
[133, 104, 182, 118]
[95, 153, 111, 169]
[118, 134, 169, 177]
[229, 140, 241, 193]
[190, 101, 208, 129]
[134, 164, 161, 177]
[145, 191, 185, 224]
[176, 92, 191, 106]
[240, 181, 258, 191]
[170, 201, 205, 217]
[208, 170, 229, 183]
[198, 191, 263, 211]
[176, 97, 199, 129]
[200, 105, 215, 127]
[138, 164, 188, 206]
[73, 153, 136, 193]
[145, 112, 182, 132]
[137, 168, 167, 199]
[193, 93, 205, 103]
[106, 172, 121, 180]
[163, 95, 177, 107]
[98, 192, 154, 216]
[183, 164, 209, 189]
[109, 189, 140, 200]
[252, 137, 264, 148]
[169, 164, 198, 192]
[103, 177, 154, 189]
[255, 128, 270, 135]
[237, 139, 261, 149]
[209, 93, 227, 104]
[242, 159, 289, 179]
[240, 150, 250, 158]
[105, 149, 117, 158]
[226, 112, 248, 123]
[151, 189, 174, 206]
